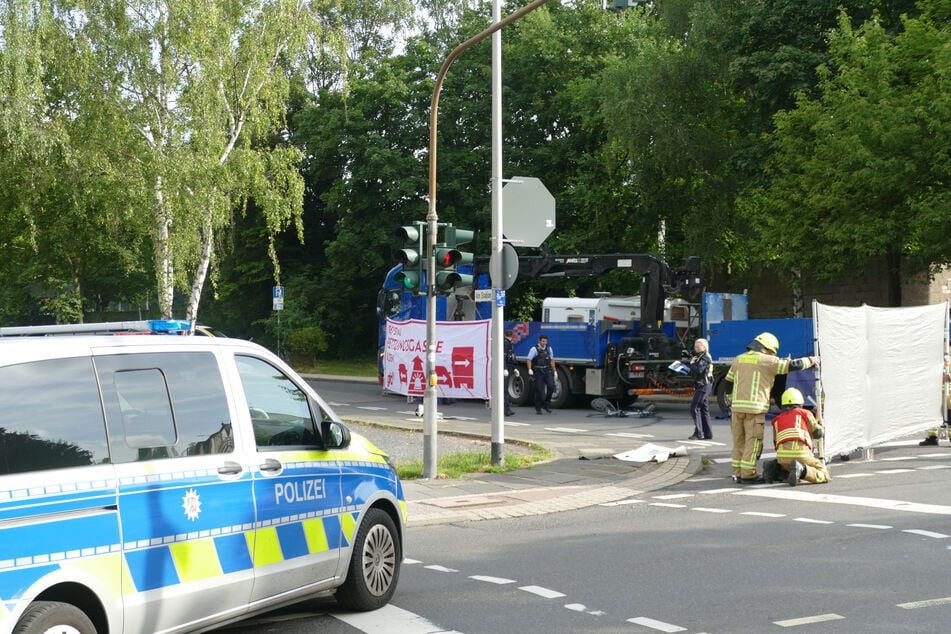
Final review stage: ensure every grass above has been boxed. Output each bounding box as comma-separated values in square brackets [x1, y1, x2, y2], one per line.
[297, 358, 379, 377]
[395, 446, 551, 480]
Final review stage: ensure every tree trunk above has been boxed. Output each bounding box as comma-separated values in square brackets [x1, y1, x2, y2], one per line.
[154, 176, 175, 319]
[186, 220, 213, 324]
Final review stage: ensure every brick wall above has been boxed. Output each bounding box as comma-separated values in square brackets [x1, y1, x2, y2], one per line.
[710, 259, 949, 319]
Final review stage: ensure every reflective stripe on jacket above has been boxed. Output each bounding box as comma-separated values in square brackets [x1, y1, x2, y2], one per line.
[771, 407, 816, 452]
[726, 351, 790, 413]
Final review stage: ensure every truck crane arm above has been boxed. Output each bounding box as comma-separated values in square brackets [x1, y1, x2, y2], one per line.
[475, 251, 702, 333]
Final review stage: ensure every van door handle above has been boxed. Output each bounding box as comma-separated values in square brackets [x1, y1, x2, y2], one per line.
[259, 458, 283, 474]
[217, 461, 243, 475]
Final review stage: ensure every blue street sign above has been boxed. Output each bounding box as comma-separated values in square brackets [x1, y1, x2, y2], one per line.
[495, 290, 506, 307]
[273, 286, 284, 299]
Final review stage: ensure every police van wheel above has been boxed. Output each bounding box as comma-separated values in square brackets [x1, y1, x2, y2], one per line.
[14, 601, 95, 634]
[335, 508, 402, 611]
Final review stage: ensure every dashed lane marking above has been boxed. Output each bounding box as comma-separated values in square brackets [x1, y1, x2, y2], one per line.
[606, 432, 655, 438]
[692, 507, 732, 514]
[333, 604, 464, 634]
[653, 494, 693, 500]
[519, 585, 565, 599]
[470, 575, 516, 584]
[847, 523, 892, 530]
[626, 616, 687, 632]
[544, 427, 589, 433]
[902, 529, 949, 539]
[793, 517, 834, 524]
[897, 595, 951, 609]
[425, 565, 458, 572]
[774, 613, 845, 627]
[742, 511, 786, 518]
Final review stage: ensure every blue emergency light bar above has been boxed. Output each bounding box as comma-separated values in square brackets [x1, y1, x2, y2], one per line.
[0, 320, 195, 336]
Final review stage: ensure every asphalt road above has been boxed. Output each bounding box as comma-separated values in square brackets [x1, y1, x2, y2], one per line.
[219, 440, 951, 633]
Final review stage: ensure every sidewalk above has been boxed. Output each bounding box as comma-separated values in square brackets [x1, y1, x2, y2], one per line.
[401, 444, 704, 527]
[303, 374, 706, 526]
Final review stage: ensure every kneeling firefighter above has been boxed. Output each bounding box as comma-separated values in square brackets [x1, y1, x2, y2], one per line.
[763, 387, 831, 486]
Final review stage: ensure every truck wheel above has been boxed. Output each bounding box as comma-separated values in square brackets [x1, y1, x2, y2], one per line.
[549, 367, 572, 409]
[715, 375, 732, 416]
[335, 508, 401, 611]
[510, 367, 531, 406]
[14, 601, 96, 634]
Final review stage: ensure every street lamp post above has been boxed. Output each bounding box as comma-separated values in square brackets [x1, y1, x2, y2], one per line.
[423, 0, 553, 479]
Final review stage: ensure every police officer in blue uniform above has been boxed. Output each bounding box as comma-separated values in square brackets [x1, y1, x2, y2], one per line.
[503, 329, 517, 416]
[527, 334, 556, 414]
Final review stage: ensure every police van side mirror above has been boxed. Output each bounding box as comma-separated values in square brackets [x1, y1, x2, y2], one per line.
[322, 420, 351, 449]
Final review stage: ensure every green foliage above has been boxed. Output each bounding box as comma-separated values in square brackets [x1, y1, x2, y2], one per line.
[394, 446, 550, 480]
[742, 1, 950, 293]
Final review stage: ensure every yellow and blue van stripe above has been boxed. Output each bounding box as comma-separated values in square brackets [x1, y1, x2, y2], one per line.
[1, 455, 403, 614]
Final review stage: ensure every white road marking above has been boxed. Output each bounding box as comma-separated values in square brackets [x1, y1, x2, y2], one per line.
[917, 464, 951, 470]
[469, 575, 516, 584]
[650, 503, 687, 508]
[403, 558, 422, 564]
[425, 565, 458, 572]
[735, 489, 951, 515]
[692, 507, 732, 513]
[564, 603, 587, 611]
[902, 529, 949, 539]
[793, 517, 834, 524]
[334, 604, 464, 633]
[742, 511, 786, 518]
[626, 616, 687, 632]
[881, 456, 918, 462]
[606, 432, 655, 438]
[774, 613, 844, 627]
[519, 585, 565, 599]
[600, 499, 645, 506]
[875, 468, 916, 474]
[357, 406, 389, 411]
[653, 493, 693, 500]
[544, 427, 588, 433]
[833, 473, 876, 479]
[897, 595, 951, 609]
[847, 523, 891, 530]
[505, 421, 532, 427]
[703, 487, 743, 493]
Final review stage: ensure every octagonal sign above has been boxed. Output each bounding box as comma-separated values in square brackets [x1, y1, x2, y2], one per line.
[502, 176, 555, 248]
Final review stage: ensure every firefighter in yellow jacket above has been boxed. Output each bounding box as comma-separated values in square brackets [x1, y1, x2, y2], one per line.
[763, 387, 830, 486]
[724, 332, 818, 483]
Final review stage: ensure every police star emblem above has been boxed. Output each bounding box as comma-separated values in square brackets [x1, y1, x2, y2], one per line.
[182, 488, 202, 521]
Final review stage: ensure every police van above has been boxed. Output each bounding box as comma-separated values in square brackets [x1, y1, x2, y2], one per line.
[0, 321, 406, 633]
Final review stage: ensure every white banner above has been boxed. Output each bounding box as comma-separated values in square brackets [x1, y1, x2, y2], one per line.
[382, 319, 491, 399]
[816, 302, 947, 456]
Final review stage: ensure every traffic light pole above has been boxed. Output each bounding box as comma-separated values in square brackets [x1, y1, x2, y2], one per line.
[424, 0, 553, 480]
[490, 0, 504, 466]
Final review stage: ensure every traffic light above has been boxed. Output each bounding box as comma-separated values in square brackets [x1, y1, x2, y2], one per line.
[434, 224, 474, 292]
[395, 223, 425, 294]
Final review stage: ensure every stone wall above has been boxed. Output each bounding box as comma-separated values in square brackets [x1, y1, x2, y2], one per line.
[710, 259, 949, 319]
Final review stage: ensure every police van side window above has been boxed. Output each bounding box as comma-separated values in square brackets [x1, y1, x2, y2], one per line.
[96, 352, 233, 463]
[0, 357, 109, 474]
[235, 355, 320, 449]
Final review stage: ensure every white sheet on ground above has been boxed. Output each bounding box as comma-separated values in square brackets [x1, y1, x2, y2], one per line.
[615, 443, 688, 463]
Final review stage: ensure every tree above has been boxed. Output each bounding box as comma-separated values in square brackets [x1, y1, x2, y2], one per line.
[743, 1, 950, 302]
[18, 0, 324, 322]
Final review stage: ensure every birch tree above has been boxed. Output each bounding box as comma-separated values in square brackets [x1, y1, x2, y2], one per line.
[52, 0, 321, 321]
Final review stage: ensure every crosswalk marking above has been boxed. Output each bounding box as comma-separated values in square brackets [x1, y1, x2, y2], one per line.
[735, 489, 951, 515]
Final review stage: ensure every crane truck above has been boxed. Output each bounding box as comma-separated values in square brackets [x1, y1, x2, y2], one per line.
[377, 251, 703, 409]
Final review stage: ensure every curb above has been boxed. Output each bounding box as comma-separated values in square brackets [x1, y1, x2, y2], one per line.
[404, 453, 704, 527]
